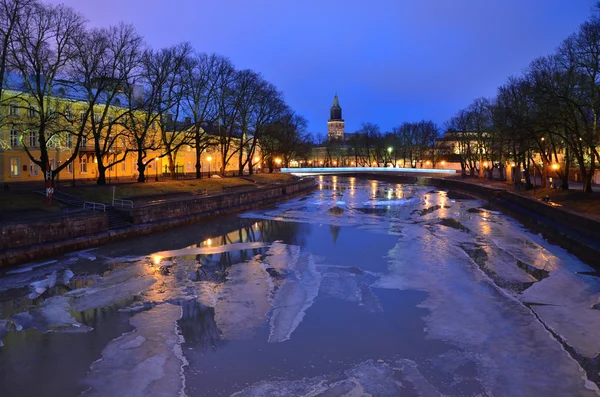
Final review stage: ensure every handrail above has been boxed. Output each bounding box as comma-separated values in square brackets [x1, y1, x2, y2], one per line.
[83, 201, 106, 212]
[112, 198, 134, 208]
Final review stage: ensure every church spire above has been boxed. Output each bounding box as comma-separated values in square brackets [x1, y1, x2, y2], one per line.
[330, 93, 342, 121]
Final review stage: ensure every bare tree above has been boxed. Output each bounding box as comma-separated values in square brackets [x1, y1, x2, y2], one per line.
[182, 53, 232, 178]
[0, 0, 34, 120]
[8, 2, 85, 180]
[70, 23, 143, 184]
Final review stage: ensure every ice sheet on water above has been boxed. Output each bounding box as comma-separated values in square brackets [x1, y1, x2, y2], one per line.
[212, 257, 272, 340]
[81, 303, 186, 397]
[28, 270, 57, 299]
[268, 252, 321, 343]
[374, 222, 598, 396]
[36, 296, 91, 332]
[5, 259, 58, 275]
[69, 262, 157, 312]
[231, 358, 446, 397]
[66, 248, 98, 261]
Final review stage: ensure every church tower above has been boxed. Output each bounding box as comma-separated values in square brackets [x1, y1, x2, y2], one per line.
[327, 94, 344, 141]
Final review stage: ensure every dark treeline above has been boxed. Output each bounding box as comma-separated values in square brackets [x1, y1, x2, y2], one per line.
[0, 0, 309, 184]
[447, 5, 600, 193]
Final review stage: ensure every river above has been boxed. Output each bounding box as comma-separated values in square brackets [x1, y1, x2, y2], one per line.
[0, 176, 599, 397]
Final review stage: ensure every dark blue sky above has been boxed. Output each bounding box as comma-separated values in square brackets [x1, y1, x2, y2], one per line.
[49, 0, 595, 135]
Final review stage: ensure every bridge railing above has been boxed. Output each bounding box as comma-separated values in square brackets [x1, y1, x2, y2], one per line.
[281, 167, 457, 174]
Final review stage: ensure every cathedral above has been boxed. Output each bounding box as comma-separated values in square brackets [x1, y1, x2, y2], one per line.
[327, 94, 344, 141]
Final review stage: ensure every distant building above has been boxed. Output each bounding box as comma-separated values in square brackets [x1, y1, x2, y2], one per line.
[327, 94, 344, 141]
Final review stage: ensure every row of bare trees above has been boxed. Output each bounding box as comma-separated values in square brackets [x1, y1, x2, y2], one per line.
[0, 0, 308, 184]
[447, 7, 600, 193]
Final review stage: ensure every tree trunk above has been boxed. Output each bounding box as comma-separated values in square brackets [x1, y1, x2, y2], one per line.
[137, 156, 146, 182]
[97, 163, 107, 185]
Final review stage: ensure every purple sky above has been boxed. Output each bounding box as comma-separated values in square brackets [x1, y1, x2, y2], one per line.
[48, 0, 595, 135]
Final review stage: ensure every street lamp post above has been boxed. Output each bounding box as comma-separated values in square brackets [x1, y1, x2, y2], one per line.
[155, 157, 159, 181]
[207, 156, 212, 177]
[387, 147, 392, 167]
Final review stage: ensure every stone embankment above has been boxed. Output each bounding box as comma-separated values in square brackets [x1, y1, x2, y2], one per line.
[0, 178, 316, 268]
[419, 177, 600, 266]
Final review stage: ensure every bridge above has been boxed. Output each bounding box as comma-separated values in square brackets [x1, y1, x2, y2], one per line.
[281, 167, 457, 176]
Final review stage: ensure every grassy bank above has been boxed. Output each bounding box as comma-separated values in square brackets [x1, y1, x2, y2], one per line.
[0, 173, 296, 219]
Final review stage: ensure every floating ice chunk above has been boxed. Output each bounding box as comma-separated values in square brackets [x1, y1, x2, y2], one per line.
[82, 304, 186, 397]
[213, 258, 272, 340]
[268, 253, 321, 343]
[231, 359, 440, 397]
[28, 270, 57, 299]
[5, 260, 58, 275]
[37, 296, 91, 332]
[62, 269, 74, 285]
[69, 248, 98, 261]
[13, 312, 36, 331]
[70, 263, 157, 312]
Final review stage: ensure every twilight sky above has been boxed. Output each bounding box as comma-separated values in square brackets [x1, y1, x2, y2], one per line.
[48, 0, 596, 135]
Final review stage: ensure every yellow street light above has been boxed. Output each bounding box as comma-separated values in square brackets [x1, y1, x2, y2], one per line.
[483, 162, 488, 168]
[552, 163, 559, 170]
[441, 161, 446, 166]
[206, 156, 212, 177]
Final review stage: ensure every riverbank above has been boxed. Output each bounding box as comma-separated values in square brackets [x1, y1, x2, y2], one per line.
[0, 176, 316, 268]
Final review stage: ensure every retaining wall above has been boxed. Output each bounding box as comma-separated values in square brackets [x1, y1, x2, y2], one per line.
[0, 212, 108, 251]
[0, 178, 316, 268]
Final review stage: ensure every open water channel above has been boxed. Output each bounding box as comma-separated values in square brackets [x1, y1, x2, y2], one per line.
[0, 176, 599, 397]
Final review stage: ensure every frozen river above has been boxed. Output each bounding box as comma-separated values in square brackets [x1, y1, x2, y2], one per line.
[1, 176, 600, 396]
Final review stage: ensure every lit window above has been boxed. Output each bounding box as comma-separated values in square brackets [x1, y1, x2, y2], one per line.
[28, 106, 37, 118]
[10, 130, 19, 147]
[94, 112, 101, 123]
[10, 158, 20, 177]
[82, 136, 88, 148]
[66, 134, 73, 148]
[81, 157, 88, 173]
[79, 112, 86, 124]
[66, 162, 72, 173]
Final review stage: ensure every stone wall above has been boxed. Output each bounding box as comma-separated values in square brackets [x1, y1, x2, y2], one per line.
[0, 212, 108, 251]
[0, 178, 316, 268]
[129, 178, 316, 225]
